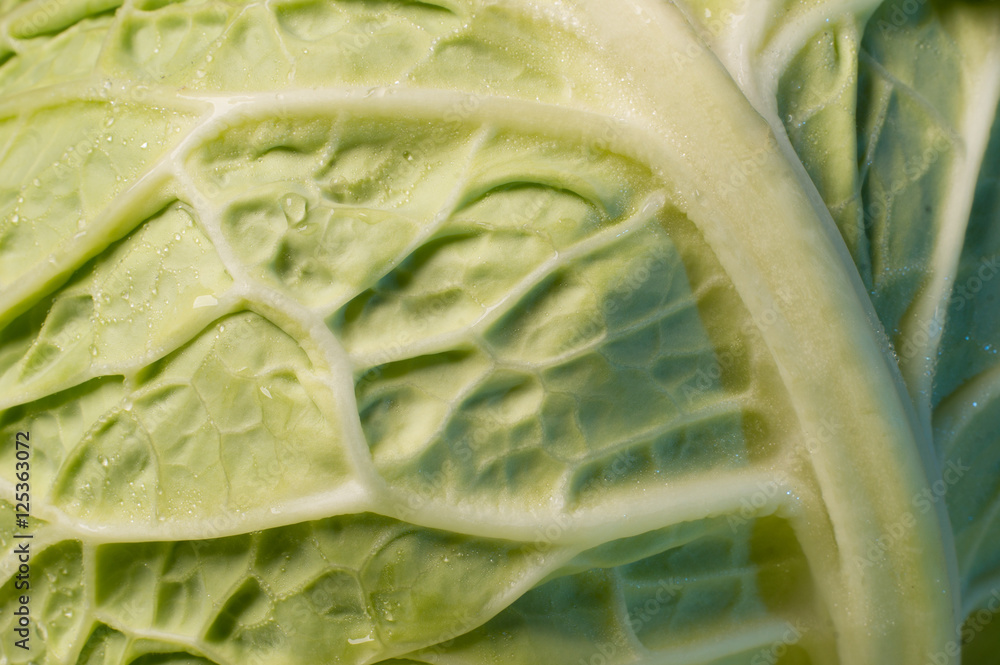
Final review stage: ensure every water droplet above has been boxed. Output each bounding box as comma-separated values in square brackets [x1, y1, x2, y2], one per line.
[281, 193, 308, 225]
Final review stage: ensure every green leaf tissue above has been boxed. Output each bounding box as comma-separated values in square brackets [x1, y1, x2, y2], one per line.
[0, 0, 998, 663]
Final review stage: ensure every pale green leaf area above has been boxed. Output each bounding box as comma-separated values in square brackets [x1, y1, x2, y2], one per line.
[0, 0, 997, 664]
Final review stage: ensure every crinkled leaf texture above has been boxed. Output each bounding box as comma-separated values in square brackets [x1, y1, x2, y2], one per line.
[0, 0, 993, 664]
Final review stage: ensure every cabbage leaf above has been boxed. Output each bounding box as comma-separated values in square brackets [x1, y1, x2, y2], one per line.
[1, 1, 998, 664]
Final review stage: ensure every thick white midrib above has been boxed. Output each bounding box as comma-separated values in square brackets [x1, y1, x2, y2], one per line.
[346, 189, 667, 369]
[695, 0, 774, 113]
[701, 6, 905, 344]
[587, 1, 956, 662]
[666, 5, 891, 363]
[670, 0, 879, 120]
[899, 34, 1000, 431]
[746, 29, 889, 339]
[0, 46, 952, 660]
